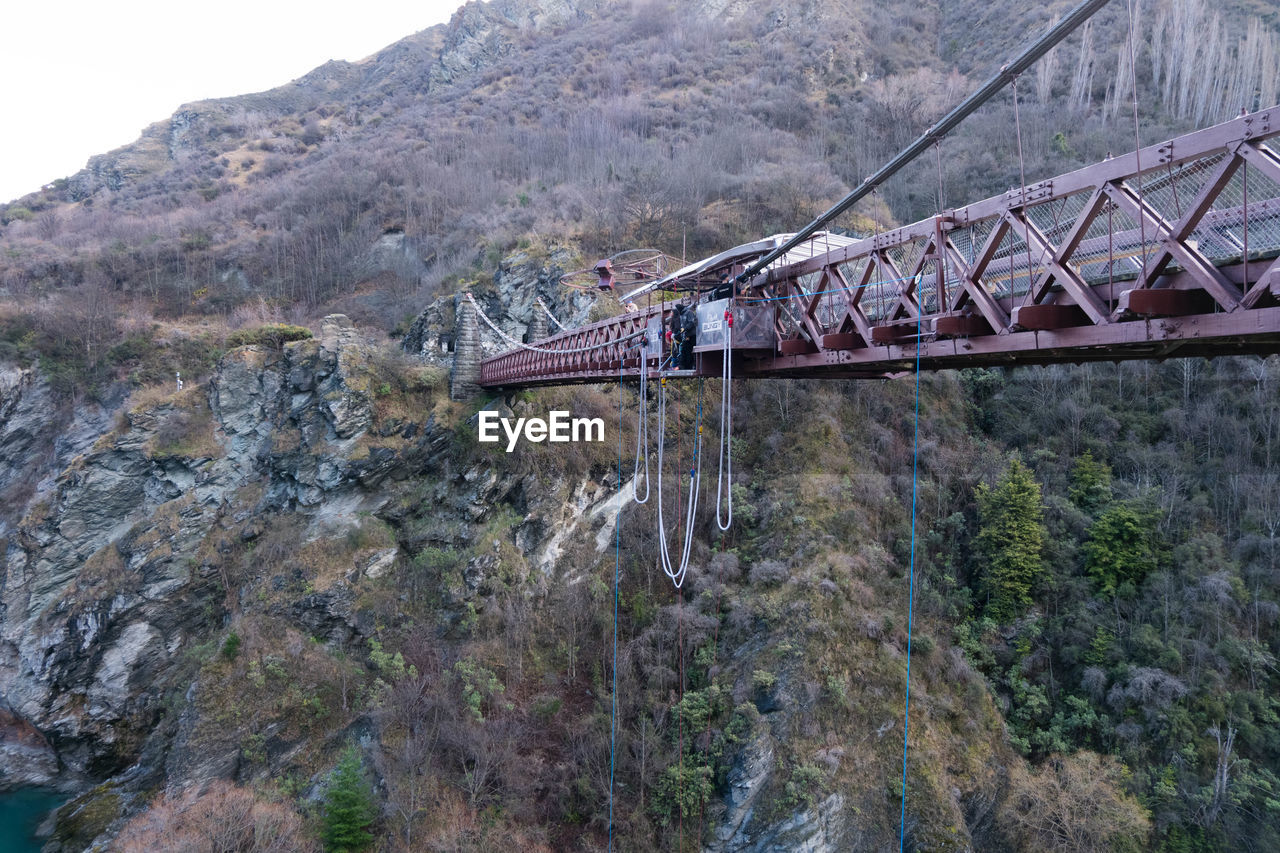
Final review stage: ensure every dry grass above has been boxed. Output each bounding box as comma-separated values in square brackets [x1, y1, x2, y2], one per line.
[290, 520, 398, 594]
[190, 614, 363, 777]
[413, 787, 558, 853]
[127, 495, 193, 559]
[147, 388, 222, 459]
[128, 381, 181, 412]
[63, 543, 129, 611]
[115, 781, 317, 853]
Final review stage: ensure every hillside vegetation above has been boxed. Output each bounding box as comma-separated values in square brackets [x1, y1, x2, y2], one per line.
[1, 0, 1275, 339]
[0, 0, 1277, 850]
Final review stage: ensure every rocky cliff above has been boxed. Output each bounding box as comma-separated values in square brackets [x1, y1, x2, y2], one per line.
[1, 318, 394, 784]
[401, 246, 595, 365]
[0, 308, 659, 848]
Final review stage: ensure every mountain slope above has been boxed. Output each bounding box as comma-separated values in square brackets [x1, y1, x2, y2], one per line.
[0, 0, 1278, 850]
[3, 0, 1271, 340]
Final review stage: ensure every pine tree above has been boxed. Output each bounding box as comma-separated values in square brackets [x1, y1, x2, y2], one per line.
[322, 746, 378, 853]
[975, 458, 1045, 623]
[1068, 450, 1113, 515]
[1083, 502, 1158, 597]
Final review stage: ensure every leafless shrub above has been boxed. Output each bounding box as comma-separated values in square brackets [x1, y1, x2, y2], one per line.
[945, 647, 973, 683]
[1080, 666, 1108, 701]
[1123, 666, 1188, 710]
[706, 551, 740, 582]
[115, 781, 315, 853]
[998, 752, 1150, 851]
[749, 559, 788, 586]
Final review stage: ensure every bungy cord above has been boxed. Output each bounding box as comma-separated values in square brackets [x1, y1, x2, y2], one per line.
[632, 339, 650, 504]
[715, 305, 733, 531]
[655, 375, 703, 588]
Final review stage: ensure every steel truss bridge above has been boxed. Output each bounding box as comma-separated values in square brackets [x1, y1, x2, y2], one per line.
[478, 108, 1280, 388]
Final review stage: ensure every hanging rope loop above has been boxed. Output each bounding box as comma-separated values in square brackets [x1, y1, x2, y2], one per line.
[715, 306, 734, 532]
[632, 340, 651, 504]
[654, 374, 704, 588]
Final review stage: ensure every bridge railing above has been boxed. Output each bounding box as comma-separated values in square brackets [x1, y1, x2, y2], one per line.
[478, 300, 671, 386]
[479, 108, 1280, 386]
[757, 107, 1280, 350]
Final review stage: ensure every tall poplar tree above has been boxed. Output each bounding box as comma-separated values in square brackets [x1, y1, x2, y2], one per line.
[976, 458, 1046, 622]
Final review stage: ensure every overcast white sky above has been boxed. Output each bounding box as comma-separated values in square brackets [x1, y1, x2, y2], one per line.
[0, 0, 463, 204]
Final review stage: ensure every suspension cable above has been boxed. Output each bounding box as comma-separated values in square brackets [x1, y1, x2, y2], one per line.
[536, 297, 571, 332]
[1012, 75, 1036, 306]
[1125, 0, 1149, 282]
[715, 306, 734, 531]
[934, 141, 945, 214]
[897, 310, 924, 853]
[609, 354, 623, 852]
[1108, 201, 1116, 307]
[465, 292, 643, 354]
[1243, 159, 1250, 289]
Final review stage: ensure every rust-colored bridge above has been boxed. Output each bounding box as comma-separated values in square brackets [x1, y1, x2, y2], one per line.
[478, 108, 1280, 388]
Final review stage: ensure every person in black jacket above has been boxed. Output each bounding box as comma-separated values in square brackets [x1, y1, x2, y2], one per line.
[667, 305, 684, 367]
[712, 271, 734, 301]
[678, 305, 697, 369]
[667, 304, 698, 370]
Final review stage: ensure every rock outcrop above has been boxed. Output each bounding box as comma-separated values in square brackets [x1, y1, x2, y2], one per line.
[403, 247, 589, 360]
[0, 311, 637, 850]
[432, 0, 598, 85]
[0, 316, 432, 791]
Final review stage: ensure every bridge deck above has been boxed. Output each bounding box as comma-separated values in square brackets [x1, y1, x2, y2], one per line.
[479, 108, 1280, 388]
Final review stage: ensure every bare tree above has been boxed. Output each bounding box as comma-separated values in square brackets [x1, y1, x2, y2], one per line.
[999, 751, 1151, 851]
[1202, 723, 1238, 828]
[115, 781, 316, 853]
[1150, 0, 1279, 123]
[1036, 16, 1061, 105]
[35, 209, 60, 241]
[1069, 20, 1096, 114]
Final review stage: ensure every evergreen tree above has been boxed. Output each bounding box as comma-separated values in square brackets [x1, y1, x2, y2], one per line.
[1083, 501, 1158, 597]
[1068, 450, 1113, 515]
[322, 745, 378, 853]
[975, 458, 1046, 622]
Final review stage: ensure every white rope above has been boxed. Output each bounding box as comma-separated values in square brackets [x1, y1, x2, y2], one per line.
[655, 377, 702, 588]
[715, 307, 733, 531]
[632, 340, 651, 504]
[465, 293, 642, 355]
[537, 297, 571, 332]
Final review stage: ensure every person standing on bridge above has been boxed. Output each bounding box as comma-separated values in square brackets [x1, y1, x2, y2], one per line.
[678, 304, 697, 369]
[667, 304, 697, 369]
[666, 306, 681, 367]
[712, 271, 734, 301]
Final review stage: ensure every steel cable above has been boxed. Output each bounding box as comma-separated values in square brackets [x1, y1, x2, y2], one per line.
[536, 297, 571, 332]
[465, 292, 643, 354]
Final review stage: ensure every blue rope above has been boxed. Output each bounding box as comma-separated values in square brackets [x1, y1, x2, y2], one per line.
[610, 365, 624, 850]
[898, 313, 923, 851]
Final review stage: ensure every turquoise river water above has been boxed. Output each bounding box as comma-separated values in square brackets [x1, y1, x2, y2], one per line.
[0, 788, 64, 852]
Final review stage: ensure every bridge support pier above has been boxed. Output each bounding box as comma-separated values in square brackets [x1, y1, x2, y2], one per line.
[528, 310, 549, 343]
[450, 295, 482, 401]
